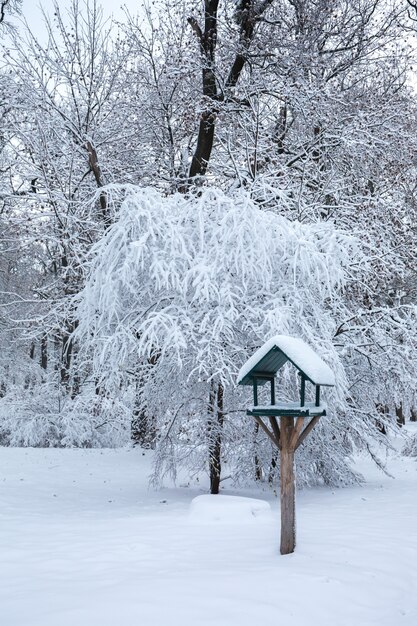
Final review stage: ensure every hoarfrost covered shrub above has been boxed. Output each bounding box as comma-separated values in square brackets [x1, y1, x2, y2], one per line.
[75, 186, 367, 486]
[0, 381, 132, 447]
[403, 434, 417, 458]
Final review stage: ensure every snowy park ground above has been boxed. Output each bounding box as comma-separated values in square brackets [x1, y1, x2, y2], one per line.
[1, 427, 417, 626]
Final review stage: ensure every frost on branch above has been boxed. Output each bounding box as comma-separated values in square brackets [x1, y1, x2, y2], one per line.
[73, 186, 364, 485]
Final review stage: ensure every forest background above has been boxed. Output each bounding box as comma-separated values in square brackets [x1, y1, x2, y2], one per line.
[1, 0, 417, 493]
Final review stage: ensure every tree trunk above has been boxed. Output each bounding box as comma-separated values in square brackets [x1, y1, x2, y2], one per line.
[375, 403, 388, 434]
[186, 0, 272, 184]
[60, 320, 79, 393]
[131, 406, 156, 448]
[86, 140, 111, 229]
[188, 111, 217, 180]
[268, 452, 278, 484]
[131, 351, 159, 447]
[209, 381, 224, 494]
[60, 331, 73, 387]
[254, 421, 262, 480]
[396, 404, 405, 427]
[187, 0, 220, 182]
[40, 334, 47, 371]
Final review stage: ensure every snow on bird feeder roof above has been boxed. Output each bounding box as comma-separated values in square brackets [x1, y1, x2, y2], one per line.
[237, 335, 335, 387]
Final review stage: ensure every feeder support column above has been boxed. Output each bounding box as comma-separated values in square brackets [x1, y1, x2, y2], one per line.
[280, 416, 300, 554]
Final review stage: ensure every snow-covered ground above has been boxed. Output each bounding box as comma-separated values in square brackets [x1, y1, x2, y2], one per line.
[1, 430, 417, 626]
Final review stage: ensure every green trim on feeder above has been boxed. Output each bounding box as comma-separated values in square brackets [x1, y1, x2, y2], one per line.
[300, 375, 305, 407]
[247, 406, 326, 418]
[315, 385, 321, 407]
[271, 377, 275, 405]
[246, 372, 275, 387]
[238, 348, 288, 386]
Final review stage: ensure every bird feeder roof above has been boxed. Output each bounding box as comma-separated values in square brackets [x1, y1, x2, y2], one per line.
[237, 335, 335, 387]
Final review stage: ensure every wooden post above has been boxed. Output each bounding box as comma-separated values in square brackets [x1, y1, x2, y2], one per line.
[280, 416, 296, 555]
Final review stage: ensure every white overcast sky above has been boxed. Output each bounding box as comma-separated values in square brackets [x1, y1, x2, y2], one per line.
[19, 0, 141, 35]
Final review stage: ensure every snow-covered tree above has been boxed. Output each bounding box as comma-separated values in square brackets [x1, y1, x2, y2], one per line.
[0, 0, 140, 438]
[74, 185, 375, 489]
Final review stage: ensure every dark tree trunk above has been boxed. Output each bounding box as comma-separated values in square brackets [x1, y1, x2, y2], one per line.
[131, 407, 156, 448]
[268, 452, 278, 484]
[187, 0, 220, 181]
[254, 421, 262, 480]
[411, 408, 417, 422]
[40, 334, 47, 371]
[375, 403, 388, 434]
[24, 343, 36, 390]
[186, 0, 272, 184]
[60, 320, 79, 395]
[208, 381, 224, 494]
[131, 352, 159, 447]
[0, 0, 15, 25]
[188, 111, 217, 180]
[396, 404, 405, 427]
[60, 327, 73, 388]
[86, 140, 111, 229]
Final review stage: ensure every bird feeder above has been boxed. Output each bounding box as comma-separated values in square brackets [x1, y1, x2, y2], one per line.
[237, 335, 335, 555]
